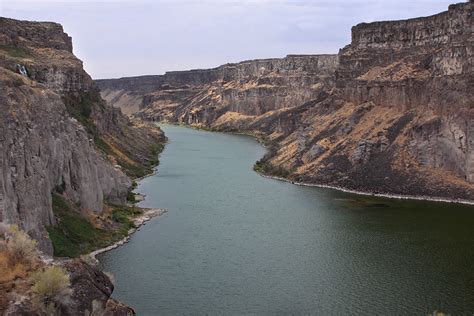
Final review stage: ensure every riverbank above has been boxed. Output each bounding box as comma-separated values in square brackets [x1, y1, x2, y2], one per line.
[256, 171, 474, 206]
[197, 123, 474, 206]
[166, 122, 474, 206]
[98, 124, 474, 314]
[89, 208, 167, 261]
[86, 135, 169, 261]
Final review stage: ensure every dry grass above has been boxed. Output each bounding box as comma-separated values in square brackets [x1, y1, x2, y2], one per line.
[0, 250, 29, 283]
[0, 250, 33, 314]
[6, 226, 38, 265]
[102, 135, 137, 166]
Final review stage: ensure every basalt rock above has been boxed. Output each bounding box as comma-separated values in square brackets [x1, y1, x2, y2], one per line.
[63, 260, 135, 315]
[3, 260, 135, 316]
[0, 17, 164, 253]
[97, 1, 473, 201]
[96, 54, 338, 119]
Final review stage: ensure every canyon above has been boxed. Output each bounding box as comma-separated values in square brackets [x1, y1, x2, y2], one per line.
[97, 1, 474, 202]
[0, 0, 473, 314]
[0, 17, 165, 314]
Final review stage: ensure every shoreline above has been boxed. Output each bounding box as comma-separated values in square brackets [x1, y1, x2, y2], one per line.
[257, 171, 474, 206]
[162, 122, 474, 206]
[88, 135, 170, 261]
[89, 208, 167, 261]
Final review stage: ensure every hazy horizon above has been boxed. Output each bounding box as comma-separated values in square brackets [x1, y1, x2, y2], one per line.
[1, 0, 458, 79]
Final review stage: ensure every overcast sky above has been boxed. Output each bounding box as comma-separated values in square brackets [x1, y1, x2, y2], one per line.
[1, 0, 457, 79]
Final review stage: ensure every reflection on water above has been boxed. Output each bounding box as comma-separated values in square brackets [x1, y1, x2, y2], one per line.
[99, 125, 474, 315]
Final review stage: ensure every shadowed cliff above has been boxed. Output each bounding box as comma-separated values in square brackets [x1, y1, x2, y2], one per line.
[0, 17, 165, 254]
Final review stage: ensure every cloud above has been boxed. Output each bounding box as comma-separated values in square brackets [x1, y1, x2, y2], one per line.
[1, 0, 458, 78]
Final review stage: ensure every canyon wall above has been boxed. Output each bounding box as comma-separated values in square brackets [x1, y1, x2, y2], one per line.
[97, 1, 473, 201]
[0, 17, 164, 253]
[97, 54, 338, 117]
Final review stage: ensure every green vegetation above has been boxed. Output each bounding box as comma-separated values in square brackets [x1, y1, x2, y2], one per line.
[32, 266, 72, 314]
[112, 206, 142, 232]
[251, 139, 295, 178]
[0, 45, 30, 59]
[46, 194, 143, 258]
[62, 90, 165, 180]
[119, 143, 164, 179]
[127, 191, 136, 203]
[62, 90, 103, 136]
[93, 136, 113, 156]
[253, 159, 294, 178]
[119, 160, 150, 179]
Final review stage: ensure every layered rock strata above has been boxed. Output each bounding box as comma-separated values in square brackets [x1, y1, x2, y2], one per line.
[0, 17, 164, 253]
[97, 1, 473, 201]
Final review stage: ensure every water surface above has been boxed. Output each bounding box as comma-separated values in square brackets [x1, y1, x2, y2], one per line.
[99, 124, 474, 315]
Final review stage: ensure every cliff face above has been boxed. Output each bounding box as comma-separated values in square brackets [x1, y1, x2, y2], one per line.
[0, 17, 164, 254]
[338, 1, 471, 111]
[97, 54, 338, 117]
[258, 1, 473, 200]
[97, 1, 473, 201]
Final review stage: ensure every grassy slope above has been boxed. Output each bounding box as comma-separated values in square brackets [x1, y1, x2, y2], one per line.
[46, 194, 143, 258]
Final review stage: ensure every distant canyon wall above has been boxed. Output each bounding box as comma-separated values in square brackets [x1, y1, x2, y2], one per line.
[96, 54, 338, 117]
[96, 1, 473, 201]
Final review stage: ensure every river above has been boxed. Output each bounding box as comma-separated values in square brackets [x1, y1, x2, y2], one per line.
[98, 124, 474, 315]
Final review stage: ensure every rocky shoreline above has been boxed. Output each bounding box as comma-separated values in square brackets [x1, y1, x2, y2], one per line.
[166, 123, 474, 206]
[257, 172, 474, 206]
[89, 208, 167, 261]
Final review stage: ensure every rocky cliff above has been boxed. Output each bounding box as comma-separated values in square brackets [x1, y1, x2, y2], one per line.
[0, 17, 165, 255]
[97, 54, 338, 117]
[97, 1, 473, 201]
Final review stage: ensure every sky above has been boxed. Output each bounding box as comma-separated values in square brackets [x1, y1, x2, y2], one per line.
[1, 0, 458, 79]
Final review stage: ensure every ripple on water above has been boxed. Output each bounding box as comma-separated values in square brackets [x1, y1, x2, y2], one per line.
[98, 125, 474, 315]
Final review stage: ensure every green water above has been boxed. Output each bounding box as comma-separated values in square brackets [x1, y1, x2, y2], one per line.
[98, 124, 474, 315]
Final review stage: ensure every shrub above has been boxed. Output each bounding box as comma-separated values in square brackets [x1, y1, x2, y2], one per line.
[32, 266, 72, 313]
[126, 191, 136, 203]
[32, 266, 71, 296]
[6, 225, 38, 264]
[253, 159, 293, 178]
[31, 266, 72, 315]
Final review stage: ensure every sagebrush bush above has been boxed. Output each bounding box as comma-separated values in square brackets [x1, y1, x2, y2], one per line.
[6, 225, 38, 263]
[32, 266, 72, 313]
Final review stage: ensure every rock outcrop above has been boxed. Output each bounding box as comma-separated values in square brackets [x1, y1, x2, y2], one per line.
[0, 17, 164, 254]
[3, 260, 134, 315]
[97, 54, 338, 118]
[97, 1, 473, 202]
